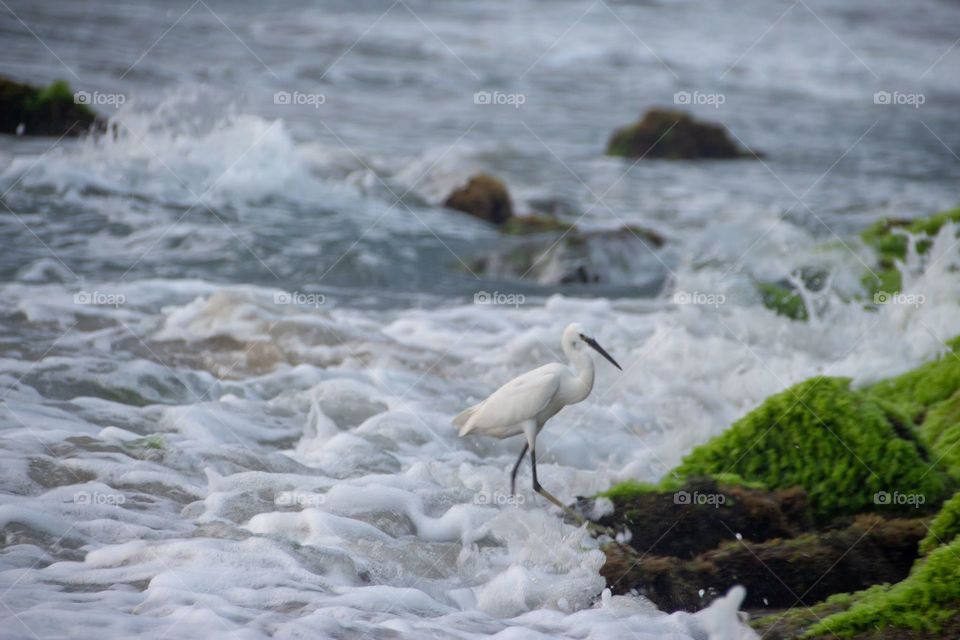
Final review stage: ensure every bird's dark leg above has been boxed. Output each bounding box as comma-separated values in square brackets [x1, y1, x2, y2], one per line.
[530, 444, 586, 526]
[510, 443, 528, 496]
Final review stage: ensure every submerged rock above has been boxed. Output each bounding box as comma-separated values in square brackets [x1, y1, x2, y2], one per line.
[606, 108, 752, 160]
[442, 173, 669, 288]
[0, 76, 103, 137]
[443, 173, 514, 224]
[473, 224, 667, 288]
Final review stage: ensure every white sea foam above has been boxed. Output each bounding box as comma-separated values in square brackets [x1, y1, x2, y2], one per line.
[3, 229, 959, 637]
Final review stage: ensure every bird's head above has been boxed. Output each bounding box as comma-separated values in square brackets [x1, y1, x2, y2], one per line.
[563, 323, 622, 370]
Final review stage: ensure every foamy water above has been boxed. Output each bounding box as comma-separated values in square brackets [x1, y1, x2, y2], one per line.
[2, 0, 960, 637]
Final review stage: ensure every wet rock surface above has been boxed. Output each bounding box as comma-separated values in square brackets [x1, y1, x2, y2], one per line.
[606, 108, 753, 160]
[0, 76, 103, 137]
[443, 172, 514, 224]
[587, 480, 928, 617]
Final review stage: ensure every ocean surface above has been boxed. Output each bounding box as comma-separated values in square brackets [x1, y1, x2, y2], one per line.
[2, 0, 960, 637]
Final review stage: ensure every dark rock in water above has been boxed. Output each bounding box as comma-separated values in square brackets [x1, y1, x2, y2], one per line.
[443, 173, 514, 225]
[598, 490, 926, 612]
[606, 108, 753, 159]
[473, 223, 668, 288]
[0, 76, 103, 137]
[587, 478, 810, 560]
[589, 478, 927, 614]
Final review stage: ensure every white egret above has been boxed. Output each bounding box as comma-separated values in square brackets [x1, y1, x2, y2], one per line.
[454, 323, 622, 523]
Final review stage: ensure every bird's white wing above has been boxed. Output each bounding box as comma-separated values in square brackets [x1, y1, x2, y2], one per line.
[457, 364, 564, 438]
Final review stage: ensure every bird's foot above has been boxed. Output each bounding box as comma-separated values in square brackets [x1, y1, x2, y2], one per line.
[535, 486, 620, 538]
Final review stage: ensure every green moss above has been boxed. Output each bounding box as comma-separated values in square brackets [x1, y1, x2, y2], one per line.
[861, 208, 960, 262]
[806, 537, 960, 637]
[751, 592, 856, 638]
[755, 268, 829, 321]
[598, 475, 686, 500]
[919, 390, 960, 481]
[860, 207, 960, 297]
[675, 377, 948, 522]
[33, 79, 74, 107]
[863, 337, 960, 422]
[921, 492, 960, 555]
[598, 473, 764, 501]
[757, 281, 808, 320]
[0, 76, 99, 136]
[861, 267, 902, 300]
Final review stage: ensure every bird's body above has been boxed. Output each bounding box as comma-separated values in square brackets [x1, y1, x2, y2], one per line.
[454, 361, 590, 439]
[454, 323, 621, 521]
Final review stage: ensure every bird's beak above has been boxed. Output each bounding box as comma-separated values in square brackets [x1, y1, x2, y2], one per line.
[582, 336, 622, 371]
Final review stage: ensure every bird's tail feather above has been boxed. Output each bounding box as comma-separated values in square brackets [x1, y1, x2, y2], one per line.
[453, 403, 482, 436]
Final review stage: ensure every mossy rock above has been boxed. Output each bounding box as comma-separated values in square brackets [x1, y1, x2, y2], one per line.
[861, 208, 960, 264]
[596, 472, 762, 502]
[756, 268, 831, 322]
[443, 173, 514, 225]
[758, 281, 809, 321]
[0, 76, 102, 136]
[920, 491, 960, 555]
[606, 108, 751, 160]
[863, 336, 960, 424]
[675, 377, 949, 523]
[859, 207, 960, 298]
[806, 536, 960, 638]
[751, 593, 857, 640]
[918, 389, 960, 481]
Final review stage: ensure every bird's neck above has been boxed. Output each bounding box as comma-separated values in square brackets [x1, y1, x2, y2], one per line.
[567, 349, 596, 400]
